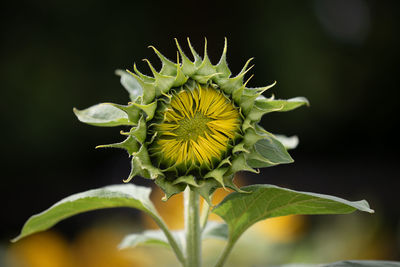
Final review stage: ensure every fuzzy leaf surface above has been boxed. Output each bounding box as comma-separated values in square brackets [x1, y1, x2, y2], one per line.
[248, 97, 309, 121]
[245, 132, 294, 168]
[119, 229, 185, 250]
[119, 221, 228, 250]
[73, 104, 133, 127]
[115, 69, 143, 101]
[273, 134, 299, 150]
[13, 184, 158, 242]
[212, 184, 374, 243]
[254, 137, 293, 165]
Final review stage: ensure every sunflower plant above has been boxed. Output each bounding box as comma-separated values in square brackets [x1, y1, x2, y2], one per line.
[14, 39, 374, 267]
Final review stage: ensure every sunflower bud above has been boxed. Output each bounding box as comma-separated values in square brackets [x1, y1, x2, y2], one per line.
[73, 38, 308, 201]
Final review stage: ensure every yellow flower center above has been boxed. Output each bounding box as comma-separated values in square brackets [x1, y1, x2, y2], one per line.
[153, 85, 240, 167]
[174, 112, 212, 141]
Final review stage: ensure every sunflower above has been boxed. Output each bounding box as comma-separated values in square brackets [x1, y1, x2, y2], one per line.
[74, 38, 308, 201]
[152, 84, 240, 171]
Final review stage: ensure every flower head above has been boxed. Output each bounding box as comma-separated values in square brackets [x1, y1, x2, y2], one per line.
[74, 38, 308, 201]
[152, 84, 240, 173]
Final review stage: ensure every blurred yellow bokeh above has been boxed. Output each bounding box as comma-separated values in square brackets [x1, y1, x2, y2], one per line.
[6, 231, 75, 267]
[6, 228, 152, 267]
[73, 227, 152, 267]
[252, 215, 307, 243]
[143, 186, 185, 230]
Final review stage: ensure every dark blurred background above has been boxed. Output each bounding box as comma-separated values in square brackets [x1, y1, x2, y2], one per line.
[1, 0, 400, 265]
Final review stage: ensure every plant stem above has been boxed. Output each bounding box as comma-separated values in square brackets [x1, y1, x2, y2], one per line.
[200, 199, 210, 229]
[151, 214, 186, 265]
[214, 238, 235, 267]
[184, 187, 201, 267]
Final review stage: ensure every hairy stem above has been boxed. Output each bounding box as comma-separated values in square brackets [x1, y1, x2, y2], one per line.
[214, 238, 235, 267]
[200, 199, 211, 229]
[184, 187, 201, 267]
[150, 214, 186, 265]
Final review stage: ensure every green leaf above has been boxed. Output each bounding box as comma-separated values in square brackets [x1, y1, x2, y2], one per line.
[121, 116, 147, 143]
[155, 177, 187, 201]
[278, 261, 400, 267]
[125, 146, 164, 182]
[175, 38, 197, 76]
[248, 96, 309, 121]
[172, 175, 198, 187]
[148, 45, 177, 76]
[119, 230, 170, 248]
[126, 69, 156, 104]
[73, 104, 134, 127]
[243, 128, 265, 147]
[214, 38, 231, 79]
[232, 142, 250, 154]
[253, 135, 294, 166]
[192, 178, 220, 206]
[212, 184, 374, 244]
[245, 126, 295, 168]
[273, 134, 299, 150]
[115, 69, 143, 101]
[229, 154, 258, 175]
[204, 167, 229, 188]
[132, 101, 157, 121]
[96, 135, 140, 155]
[13, 184, 159, 242]
[119, 221, 228, 250]
[106, 103, 141, 125]
[119, 229, 185, 250]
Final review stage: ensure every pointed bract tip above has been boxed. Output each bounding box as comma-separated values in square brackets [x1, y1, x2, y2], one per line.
[203, 37, 208, 56]
[223, 37, 228, 53]
[244, 74, 254, 86]
[174, 38, 181, 48]
[126, 69, 135, 76]
[120, 130, 129, 136]
[114, 69, 125, 76]
[187, 37, 201, 62]
[123, 175, 134, 183]
[174, 38, 186, 57]
[143, 58, 158, 75]
[148, 45, 160, 55]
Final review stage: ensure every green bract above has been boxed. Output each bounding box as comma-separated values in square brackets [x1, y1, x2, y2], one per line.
[74, 38, 309, 201]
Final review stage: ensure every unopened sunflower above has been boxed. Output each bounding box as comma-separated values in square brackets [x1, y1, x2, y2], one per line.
[74, 39, 308, 201]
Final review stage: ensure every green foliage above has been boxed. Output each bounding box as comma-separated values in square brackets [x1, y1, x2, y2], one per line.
[118, 221, 228, 250]
[13, 178, 375, 267]
[13, 184, 160, 242]
[247, 132, 294, 168]
[73, 104, 134, 127]
[212, 184, 373, 244]
[14, 40, 380, 267]
[119, 229, 184, 250]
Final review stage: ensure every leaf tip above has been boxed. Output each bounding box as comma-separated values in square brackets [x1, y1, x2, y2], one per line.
[10, 236, 20, 243]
